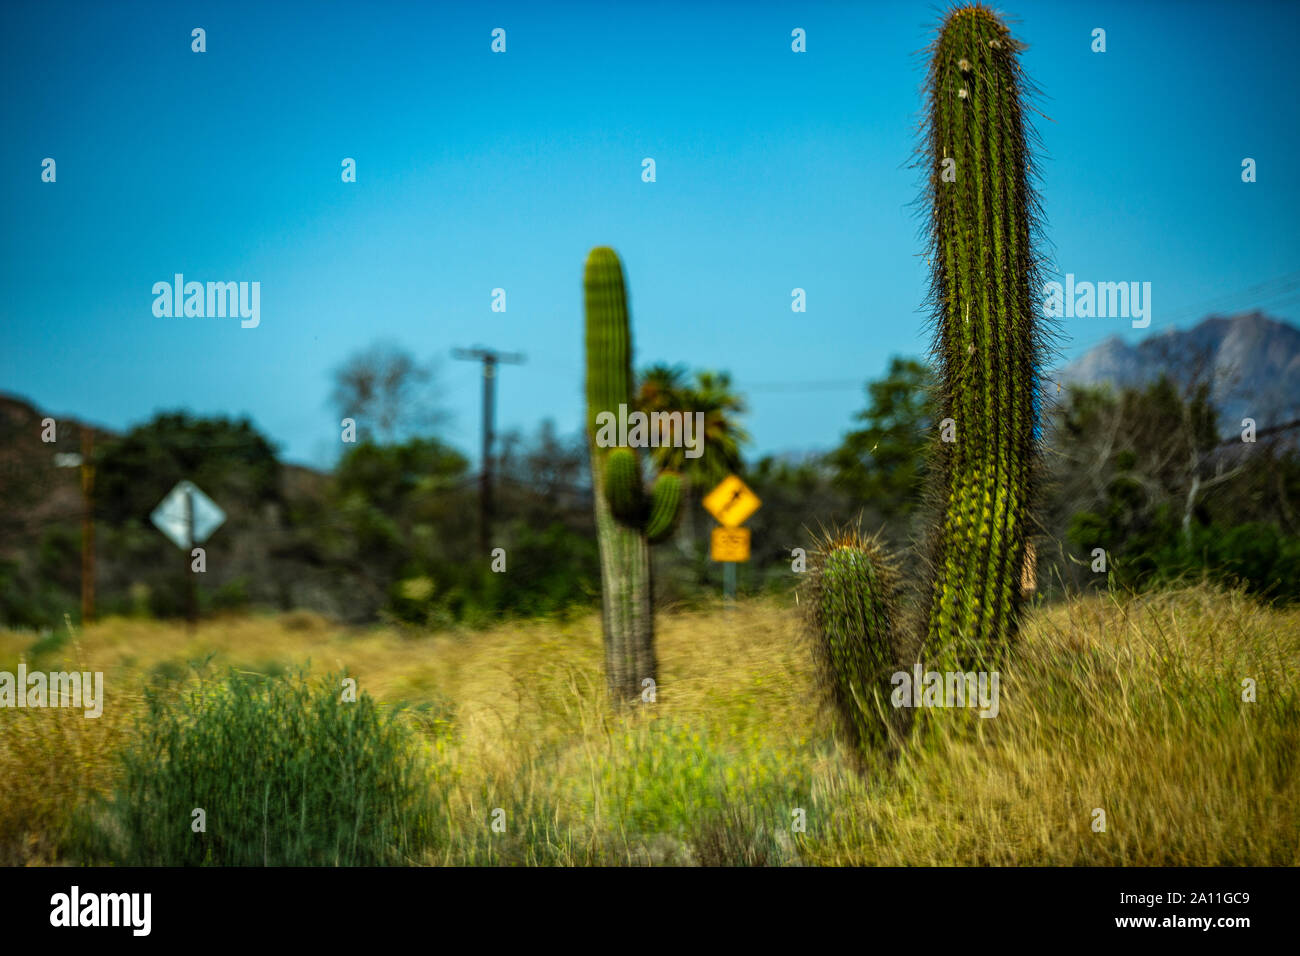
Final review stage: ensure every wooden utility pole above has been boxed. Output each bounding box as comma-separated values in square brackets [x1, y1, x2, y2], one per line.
[452, 346, 525, 553]
[79, 428, 95, 624]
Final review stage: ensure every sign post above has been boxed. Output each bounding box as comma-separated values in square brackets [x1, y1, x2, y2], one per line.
[151, 480, 225, 631]
[702, 475, 761, 609]
[54, 435, 94, 624]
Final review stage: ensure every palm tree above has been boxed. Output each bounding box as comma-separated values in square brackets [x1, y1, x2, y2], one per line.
[686, 369, 750, 486]
[635, 364, 750, 552]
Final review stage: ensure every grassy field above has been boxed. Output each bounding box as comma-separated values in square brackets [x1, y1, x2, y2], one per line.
[2, 584, 1298, 866]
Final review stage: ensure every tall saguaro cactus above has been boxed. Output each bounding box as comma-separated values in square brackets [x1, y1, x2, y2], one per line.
[805, 4, 1044, 760]
[584, 247, 683, 702]
[922, 4, 1043, 670]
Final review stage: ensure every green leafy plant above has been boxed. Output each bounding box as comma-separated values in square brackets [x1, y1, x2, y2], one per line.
[88, 670, 439, 865]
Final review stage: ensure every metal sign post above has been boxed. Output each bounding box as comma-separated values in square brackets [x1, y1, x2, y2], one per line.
[703, 475, 761, 611]
[151, 480, 226, 630]
[183, 485, 196, 629]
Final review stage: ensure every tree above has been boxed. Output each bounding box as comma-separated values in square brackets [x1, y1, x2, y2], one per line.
[91, 413, 283, 617]
[827, 357, 934, 519]
[637, 364, 749, 483]
[495, 419, 592, 530]
[635, 364, 750, 551]
[688, 370, 751, 487]
[1041, 374, 1300, 597]
[330, 342, 447, 445]
[95, 413, 281, 526]
[321, 437, 474, 620]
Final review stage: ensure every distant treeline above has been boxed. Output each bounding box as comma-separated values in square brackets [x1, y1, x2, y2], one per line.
[2, 358, 1298, 630]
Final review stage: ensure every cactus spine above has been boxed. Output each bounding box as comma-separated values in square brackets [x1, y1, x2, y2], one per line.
[584, 247, 683, 702]
[807, 5, 1043, 760]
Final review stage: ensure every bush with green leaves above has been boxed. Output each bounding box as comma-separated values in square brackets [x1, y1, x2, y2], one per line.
[1069, 508, 1300, 603]
[569, 718, 808, 864]
[93, 671, 439, 865]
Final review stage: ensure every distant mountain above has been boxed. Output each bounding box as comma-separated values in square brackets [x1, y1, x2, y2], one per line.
[1056, 311, 1300, 433]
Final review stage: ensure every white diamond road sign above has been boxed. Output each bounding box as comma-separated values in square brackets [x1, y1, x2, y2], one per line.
[151, 480, 225, 550]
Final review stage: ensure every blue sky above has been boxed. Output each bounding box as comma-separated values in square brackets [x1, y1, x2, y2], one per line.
[3, 0, 1298, 468]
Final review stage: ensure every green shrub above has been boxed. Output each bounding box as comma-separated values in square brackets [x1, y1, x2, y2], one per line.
[91, 670, 439, 865]
[1069, 507, 1300, 603]
[577, 719, 808, 864]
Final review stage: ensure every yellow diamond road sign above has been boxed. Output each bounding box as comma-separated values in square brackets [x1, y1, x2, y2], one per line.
[711, 527, 750, 562]
[703, 474, 761, 528]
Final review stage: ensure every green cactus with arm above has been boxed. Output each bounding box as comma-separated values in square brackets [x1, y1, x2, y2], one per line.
[584, 247, 684, 702]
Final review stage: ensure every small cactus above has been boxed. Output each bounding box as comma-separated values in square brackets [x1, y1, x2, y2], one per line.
[803, 530, 913, 761]
[584, 247, 684, 702]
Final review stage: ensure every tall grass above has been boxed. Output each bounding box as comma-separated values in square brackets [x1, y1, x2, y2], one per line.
[0, 621, 130, 865]
[2, 583, 1297, 866]
[804, 585, 1300, 864]
[79, 670, 441, 865]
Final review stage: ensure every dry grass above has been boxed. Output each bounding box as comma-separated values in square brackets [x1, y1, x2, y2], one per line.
[1, 583, 1296, 865]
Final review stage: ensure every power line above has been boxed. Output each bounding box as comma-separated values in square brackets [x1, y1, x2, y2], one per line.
[1154, 270, 1300, 327]
[746, 379, 864, 393]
